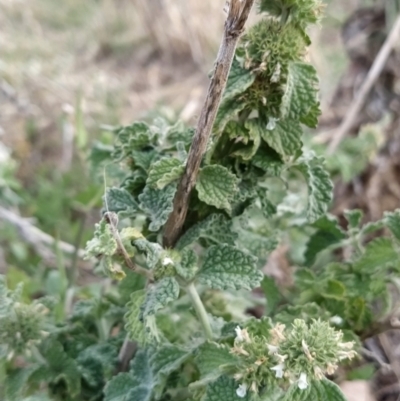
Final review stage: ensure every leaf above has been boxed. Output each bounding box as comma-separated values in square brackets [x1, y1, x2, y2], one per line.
[323, 279, 346, 300]
[283, 378, 347, 401]
[197, 244, 263, 291]
[384, 209, 400, 241]
[344, 209, 363, 229]
[114, 122, 157, 155]
[222, 58, 255, 102]
[345, 297, 373, 331]
[300, 102, 321, 128]
[84, 219, 117, 258]
[195, 342, 239, 380]
[147, 158, 184, 189]
[125, 290, 150, 345]
[294, 153, 333, 223]
[105, 349, 153, 401]
[257, 188, 277, 218]
[196, 165, 238, 211]
[139, 184, 176, 231]
[252, 147, 284, 177]
[226, 120, 261, 160]
[353, 237, 399, 272]
[203, 375, 250, 401]
[214, 97, 248, 134]
[103, 187, 140, 218]
[133, 238, 163, 269]
[175, 249, 198, 280]
[304, 215, 346, 266]
[261, 276, 281, 315]
[261, 119, 303, 157]
[131, 150, 158, 172]
[280, 62, 319, 122]
[5, 367, 38, 401]
[141, 277, 180, 319]
[176, 214, 238, 250]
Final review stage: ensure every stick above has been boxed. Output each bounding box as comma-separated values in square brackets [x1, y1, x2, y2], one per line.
[328, 14, 400, 154]
[162, 0, 255, 248]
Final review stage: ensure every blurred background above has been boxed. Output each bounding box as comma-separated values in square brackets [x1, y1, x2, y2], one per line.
[1, 1, 400, 400]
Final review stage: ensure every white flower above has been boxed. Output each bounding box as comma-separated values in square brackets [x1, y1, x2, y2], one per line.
[235, 326, 244, 342]
[162, 257, 174, 266]
[236, 384, 247, 398]
[271, 363, 284, 378]
[266, 117, 278, 131]
[298, 373, 308, 390]
[330, 316, 343, 325]
[267, 344, 278, 354]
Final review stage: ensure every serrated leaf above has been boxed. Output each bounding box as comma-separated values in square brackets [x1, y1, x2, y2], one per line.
[300, 102, 321, 128]
[141, 277, 180, 319]
[150, 344, 190, 381]
[131, 150, 158, 172]
[177, 214, 238, 250]
[261, 119, 303, 157]
[261, 276, 281, 315]
[294, 153, 333, 223]
[103, 187, 140, 218]
[84, 219, 117, 258]
[344, 209, 363, 229]
[195, 342, 239, 380]
[139, 184, 176, 231]
[281, 62, 319, 121]
[197, 244, 262, 291]
[175, 248, 198, 280]
[203, 375, 250, 401]
[196, 165, 238, 211]
[283, 378, 347, 401]
[384, 209, 400, 241]
[125, 290, 150, 345]
[214, 97, 248, 134]
[353, 237, 398, 272]
[147, 158, 184, 189]
[252, 147, 284, 176]
[223, 58, 255, 102]
[133, 238, 163, 269]
[114, 122, 157, 155]
[304, 215, 346, 266]
[226, 120, 261, 160]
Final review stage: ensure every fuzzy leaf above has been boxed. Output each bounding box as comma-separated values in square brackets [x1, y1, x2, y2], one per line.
[227, 120, 261, 160]
[223, 58, 255, 102]
[214, 97, 248, 134]
[384, 209, 400, 241]
[125, 290, 149, 345]
[353, 237, 399, 272]
[133, 238, 163, 269]
[104, 187, 140, 218]
[5, 367, 38, 401]
[196, 165, 238, 211]
[114, 122, 157, 155]
[197, 244, 262, 291]
[131, 150, 158, 172]
[252, 147, 284, 176]
[294, 153, 333, 223]
[261, 119, 303, 157]
[175, 248, 198, 280]
[150, 345, 190, 382]
[283, 378, 347, 401]
[147, 158, 184, 189]
[141, 277, 180, 319]
[139, 184, 176, 231]
[344, 209, 364, 229]
[84, 219, 117, 258]
[177, 214, 238, 250]
[203, 375, 250, 401]
[195, 342, 239, 380]
[281, 62, 319, 122]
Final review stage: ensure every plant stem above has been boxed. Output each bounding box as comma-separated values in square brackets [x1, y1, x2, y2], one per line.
[185, 282, 213, 340]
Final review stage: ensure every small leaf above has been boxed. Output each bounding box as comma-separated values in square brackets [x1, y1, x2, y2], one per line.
[384, 209, 400, 241]
[353, 237, 398, 272]
[131, 150, 158, 172]
[147, 158, 184, 189]
[281, 62, 319, 122]
[139, 184, 176, 231]
[150, 345, 190, 382]
[177, 214, 238, 250]
[261, 276, 281, 315]
[252, 147, 284, 177]
[203, 375, 250, 401]
[84, 219, 117, 258]
[175, 249, 198, 280]
[125, 290, 150, 345]
[323, 279, 346, 300]
[197, 244, 263, 291]
[214, 97, 248, 134]
[261, 119, 303, 157]
[141, 277, 180, 319]
[223, 58, 256, 102]
[226, 120, 261, 160]
[294, 152, 333, 223]
[283, 378, 347, 401]
[344, 209, 363, 229]
[195, 342, 239, 380]
[196, 165, 238, 211]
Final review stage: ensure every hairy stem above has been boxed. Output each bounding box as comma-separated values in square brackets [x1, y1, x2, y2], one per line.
[186, 282, 213, 340]
[163, 0, 255, 248]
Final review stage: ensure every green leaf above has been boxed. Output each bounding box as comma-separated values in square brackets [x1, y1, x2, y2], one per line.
[195, 342, 239, 380]
[131, 150, 158, 172]
[294, 153, 333, 223]
[344, 209, 363, 229]
[125, 290, 150, 345]
[5, 367, 38, 401]
[222, 58, 255, 102]
[226, 120, 261, 160]
[384, 209, 400, 240]
[323, 279, 346, 300]
[141, 277, 180, 319]
[175, 248, 198, 280]
[261, 119, 303, 157]
[283, 378, 347, 401]
[139, 184, 176, 231]
[176, 214, 238, 250]
[196, 165, 238, 211]
[353, 237, 398, 272]
[104, 187, 140, 218]
[300, 102, 321, 128]
[84, 219, 117, 258]
[257, 188, 277, 218]
[252, 147, 284, 177]
[345, 297, 373, 331]
[114, 122, 157, 155]
[147, 158, 184, 189]
[214, 97, 248, 134]
[261, 276, 281, 315]
[133, 238, 163, 269]
[304, 215, 346, 266]
[197, 244, 262, 291]
[203, 375, 250, 401]
[281, 62, 319, 122]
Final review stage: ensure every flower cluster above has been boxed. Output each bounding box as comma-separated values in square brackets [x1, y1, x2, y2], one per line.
[231, 319, 357, 398]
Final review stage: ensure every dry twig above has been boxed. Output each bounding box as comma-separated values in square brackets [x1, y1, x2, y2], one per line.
[328, 14, 400, 154]
[163, 0, 255, 247]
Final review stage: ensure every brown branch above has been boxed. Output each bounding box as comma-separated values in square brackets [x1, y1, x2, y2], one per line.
[328, 14, 400, 154]
[163, 0, 255, 248]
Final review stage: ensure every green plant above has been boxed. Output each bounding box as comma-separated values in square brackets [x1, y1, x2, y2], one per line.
[3, 1, 400, 400]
